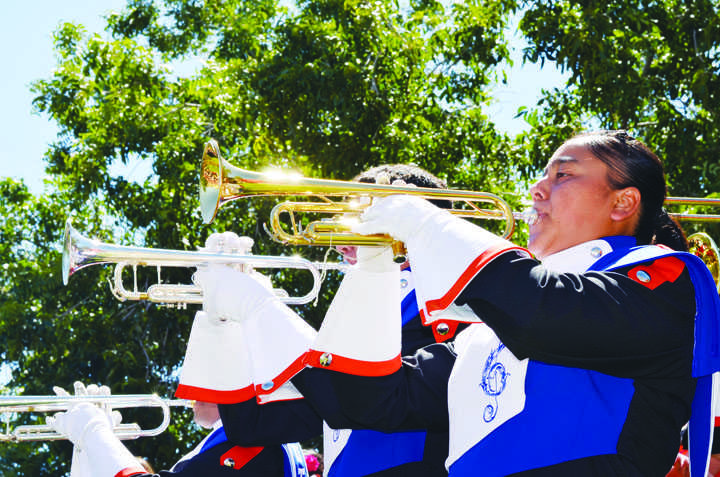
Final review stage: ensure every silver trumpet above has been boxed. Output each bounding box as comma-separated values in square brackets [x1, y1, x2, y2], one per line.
[62, 221, 348, 307]
[0, 394, 192, 442]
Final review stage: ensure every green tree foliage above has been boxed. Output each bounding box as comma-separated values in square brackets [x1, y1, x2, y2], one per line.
[1, 0, 523, 474]
[519, 0, 720, 200]
[6, 0, 719, 474]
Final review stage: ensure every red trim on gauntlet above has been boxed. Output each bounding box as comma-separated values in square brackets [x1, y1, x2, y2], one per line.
[421, 244, 530, 322]
[254, 354, 308, 397]
[304, 349, 402, 376]
[174, 383, 255, 404]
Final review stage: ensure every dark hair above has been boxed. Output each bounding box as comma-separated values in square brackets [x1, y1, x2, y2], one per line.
[353, 164, 451, 209]
[571, 130, 687, 251]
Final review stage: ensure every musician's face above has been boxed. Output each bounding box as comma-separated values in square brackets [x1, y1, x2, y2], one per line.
[528, 141, 636, 259]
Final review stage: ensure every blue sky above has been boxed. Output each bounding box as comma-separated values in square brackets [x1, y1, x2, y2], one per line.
[0, 2, 567, 195]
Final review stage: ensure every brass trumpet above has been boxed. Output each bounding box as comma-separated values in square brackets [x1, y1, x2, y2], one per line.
[63, 221, 347, 307]
[0, 394, 191, 442]
[200, 139, 525, 261]
[664, 197, 720, 287]
[665, 197, 720, 223]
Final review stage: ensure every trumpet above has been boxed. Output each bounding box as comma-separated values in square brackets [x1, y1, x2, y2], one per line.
[0, 394, 191, 442]
[200, 139, 527, 261]
[665, 197, 720, 223]
[62, 221, 348, 307]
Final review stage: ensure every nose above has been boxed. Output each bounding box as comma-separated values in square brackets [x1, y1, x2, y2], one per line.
[529, 175, 548, 201]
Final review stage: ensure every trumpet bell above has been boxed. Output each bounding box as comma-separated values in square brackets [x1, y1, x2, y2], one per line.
[200, 139, 223, 224]
[200, 140, 279, 224]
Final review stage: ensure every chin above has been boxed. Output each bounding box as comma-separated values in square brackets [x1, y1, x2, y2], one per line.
[527, 237, 543, 259]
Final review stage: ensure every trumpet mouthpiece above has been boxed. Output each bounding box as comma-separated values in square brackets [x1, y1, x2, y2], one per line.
[514, 208, 539, 226]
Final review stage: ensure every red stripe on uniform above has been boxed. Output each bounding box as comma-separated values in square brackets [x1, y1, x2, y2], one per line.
[219, 446, 264, 469]
[627, 256, 686, 290]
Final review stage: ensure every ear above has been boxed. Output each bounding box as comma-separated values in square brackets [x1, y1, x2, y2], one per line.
[610, 187, 641, 222]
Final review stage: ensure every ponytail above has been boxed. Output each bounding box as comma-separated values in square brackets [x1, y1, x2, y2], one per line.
[650, 209, 688, 252]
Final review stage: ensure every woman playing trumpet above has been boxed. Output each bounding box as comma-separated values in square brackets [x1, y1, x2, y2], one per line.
[203, 130, 720, 476]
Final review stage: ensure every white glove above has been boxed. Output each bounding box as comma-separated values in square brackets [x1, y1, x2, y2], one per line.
[47, 382, 143, 477]
[201, 231, 254, 255]
[354, 246, 397, 273]
[354, 195, 519, 323]
[195, 266, 278, 324]
[47, 382, 119, 448]
[69, 447, 92, 477]
[352, 195, 449, 243]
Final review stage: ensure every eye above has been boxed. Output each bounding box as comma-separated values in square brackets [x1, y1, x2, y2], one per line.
[556, 170, 570, 179]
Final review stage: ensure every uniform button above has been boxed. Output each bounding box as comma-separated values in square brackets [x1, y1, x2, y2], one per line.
[435, 323, 450, 335]
[223, 458, 235, 467]
[590, 246, 603, 258]
[319, 352, 333, 366]
[261, 381, 274, 391]
[400, 278, 408, 288]
[636, 270, 651, 283]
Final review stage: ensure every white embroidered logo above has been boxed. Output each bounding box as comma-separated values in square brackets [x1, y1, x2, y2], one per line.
[447, 325, 528, 466]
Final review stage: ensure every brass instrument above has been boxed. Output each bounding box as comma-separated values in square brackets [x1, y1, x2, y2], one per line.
[666, 197, 720, 223]
[688, 232, 720, 289]
[665, 197, 720, 287]
[63, 221, 347, 307]
[200, 139, 525, 261]
[0, 394, 191, 442]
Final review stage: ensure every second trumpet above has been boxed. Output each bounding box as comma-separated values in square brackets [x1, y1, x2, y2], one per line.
[62, 221, 347, 307]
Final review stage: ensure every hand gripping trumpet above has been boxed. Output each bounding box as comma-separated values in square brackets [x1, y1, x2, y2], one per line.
[62, 221, 347, 307]
[0, 394, 191, 442]
[200, 139, 533, 262]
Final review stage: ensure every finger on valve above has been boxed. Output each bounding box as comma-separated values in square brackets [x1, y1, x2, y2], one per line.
[353, 195, 439, 243]
[202, 231, 254, 254]
[73, 381, 88, 397]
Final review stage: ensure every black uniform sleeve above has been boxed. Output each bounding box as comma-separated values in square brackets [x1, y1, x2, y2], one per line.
[219, 396, 323, 446]
[456, 252, 696, 378]
[289, 342, 456, 435]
